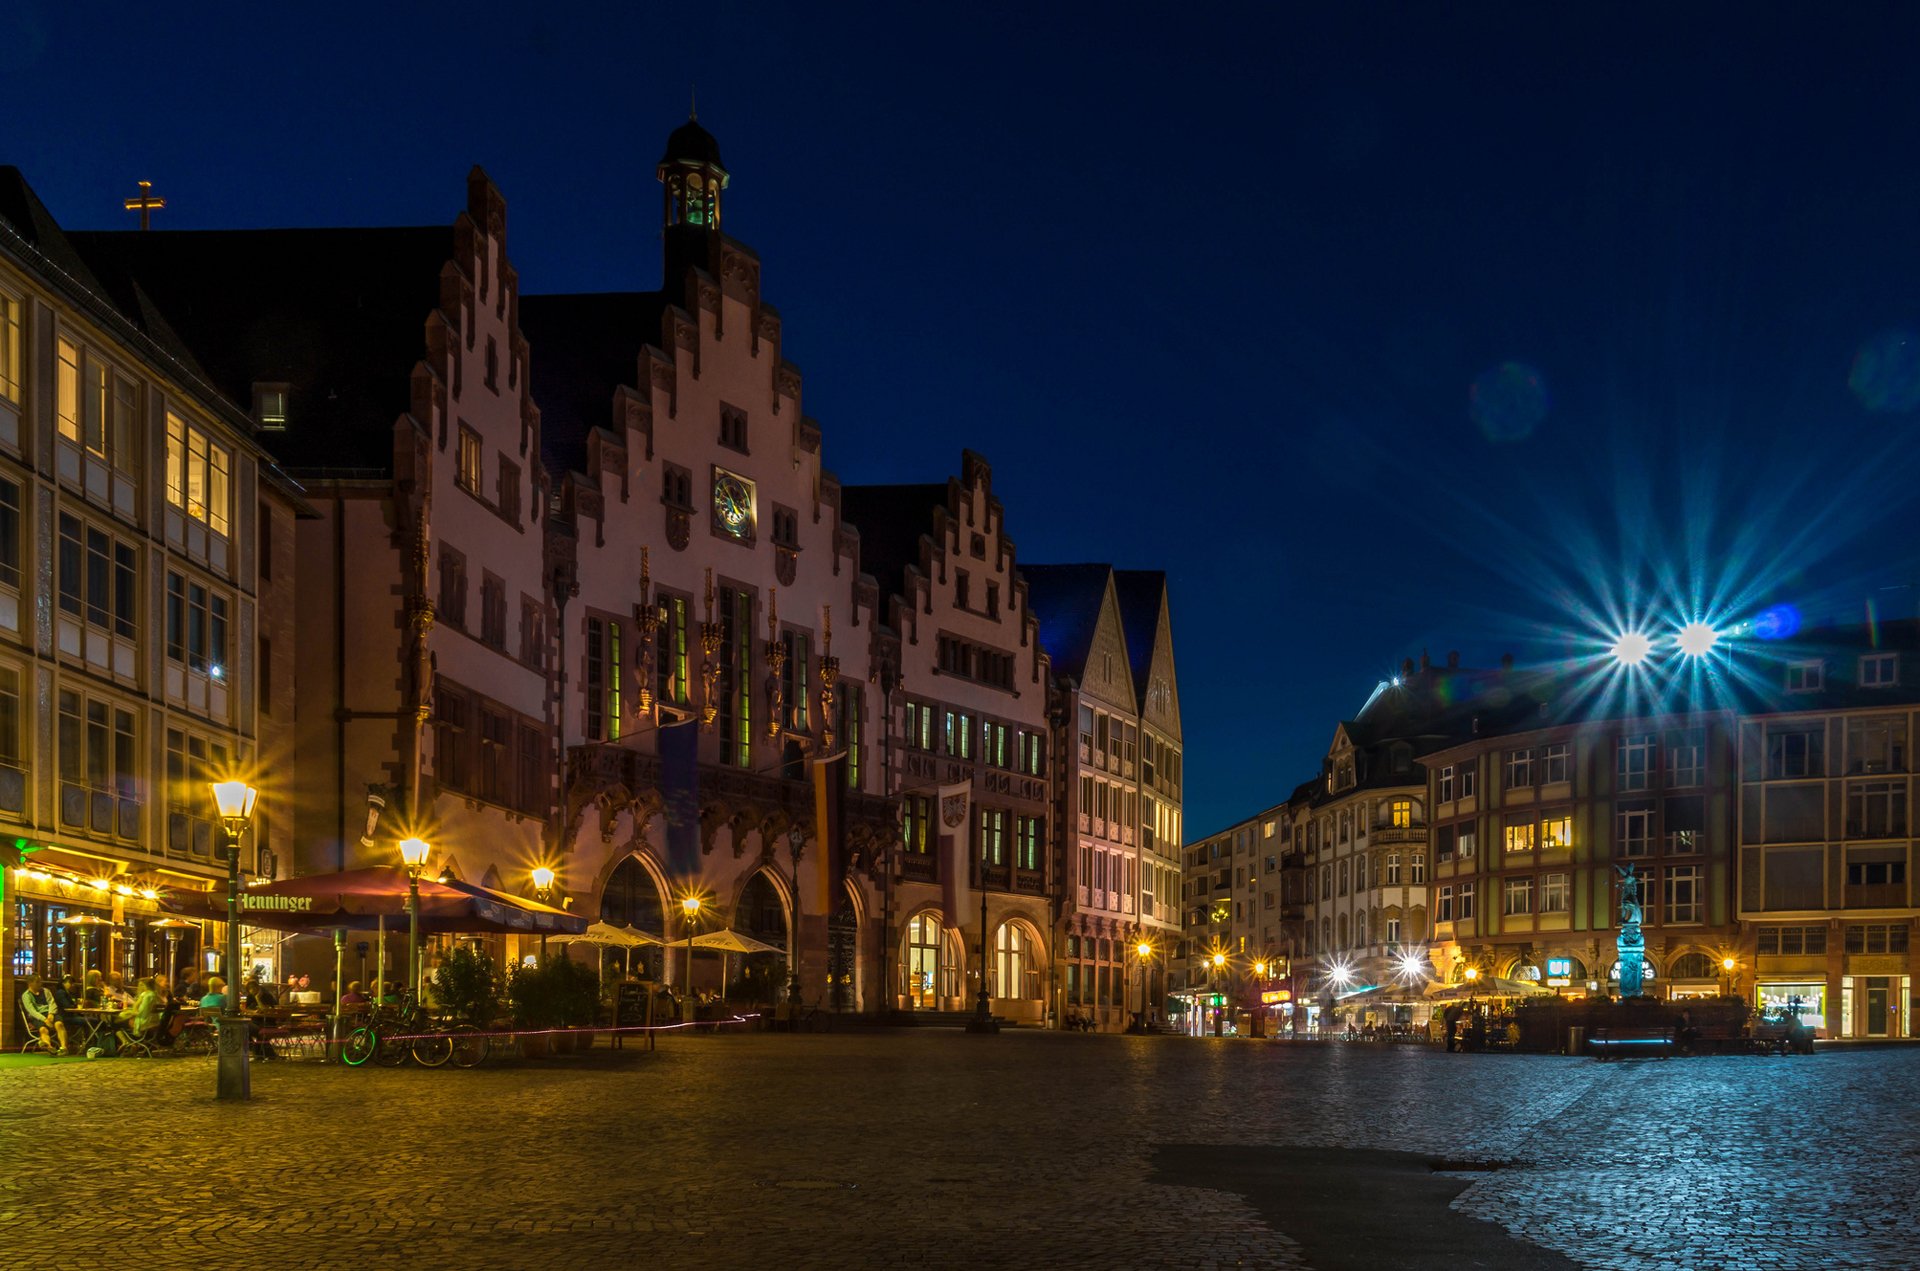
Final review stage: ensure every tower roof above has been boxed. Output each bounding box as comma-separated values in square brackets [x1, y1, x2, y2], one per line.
[658, 117, 726, 174]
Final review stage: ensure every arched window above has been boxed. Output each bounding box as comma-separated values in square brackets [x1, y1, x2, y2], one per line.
[1337, 913, 1349, 949]
[995, 923, 1029, 999]
[907, 913, 943, 1006]
[1391, 800, 1412, 829]
[738, 872, 788, 947]
[1668, 952, 1716, 980]
[600, 856, 665, 979]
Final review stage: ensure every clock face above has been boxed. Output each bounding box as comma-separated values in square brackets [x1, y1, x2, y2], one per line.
[713, 469, 755, 539]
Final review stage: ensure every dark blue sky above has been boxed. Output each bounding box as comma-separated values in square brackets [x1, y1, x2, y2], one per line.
[11, 3, 1920, 836]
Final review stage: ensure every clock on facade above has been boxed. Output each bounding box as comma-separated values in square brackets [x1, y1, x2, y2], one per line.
[712, 468, 755, 540]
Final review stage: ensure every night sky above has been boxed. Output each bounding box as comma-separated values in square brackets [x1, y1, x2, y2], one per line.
[10, 4, 1920, 837]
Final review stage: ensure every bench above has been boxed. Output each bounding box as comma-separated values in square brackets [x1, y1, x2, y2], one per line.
[1589, 1026, 1675, 1058]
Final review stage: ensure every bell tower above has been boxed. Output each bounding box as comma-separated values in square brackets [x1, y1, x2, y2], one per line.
[657, 108, 729, 232]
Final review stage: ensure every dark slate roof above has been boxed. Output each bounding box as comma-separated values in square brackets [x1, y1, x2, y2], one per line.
[518, 290, 667, 477]
[1112, 569, 1166, 709]
[840, 483, 948, 610]
[660, 118, 725, 172]
[1020, 563, 1112, 684]
[0, 168, 114, 305]
[68, 226, 452, 474]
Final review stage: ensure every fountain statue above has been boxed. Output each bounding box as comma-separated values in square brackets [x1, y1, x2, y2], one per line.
[1616, 864, 1645, 998]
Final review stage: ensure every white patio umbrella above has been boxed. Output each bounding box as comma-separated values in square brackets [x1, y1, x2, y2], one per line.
[690, 929, 784, 1003]
[548, 923, 665, 979]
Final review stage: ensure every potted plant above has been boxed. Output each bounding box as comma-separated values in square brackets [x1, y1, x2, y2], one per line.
[432, 946, 502, 1028]
[507, 960, 559, 1058]
[549, 957, 601, 1051]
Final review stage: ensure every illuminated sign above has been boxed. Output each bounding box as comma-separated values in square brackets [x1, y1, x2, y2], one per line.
[1546, 958, 1571, 977]
[1260, 990, 1291, 1004]
[241, 895, 313, 912]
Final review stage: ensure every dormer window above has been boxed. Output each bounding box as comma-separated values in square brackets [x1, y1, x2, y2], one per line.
[1861, 653, 1897, 688]
[1786, 660, 1824, 693]
[253, 383, 289, 431]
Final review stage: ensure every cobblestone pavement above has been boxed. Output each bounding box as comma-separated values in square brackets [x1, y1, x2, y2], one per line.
[2, 1034, 1913, 1270]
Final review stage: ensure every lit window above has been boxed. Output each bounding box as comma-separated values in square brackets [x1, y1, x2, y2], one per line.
[165, 411, 231, 536]
[1504, 822, 1534, 853]
[457, 426, 482, 493]
[0, 291, 19, 403]
[1541, 815, 1573, 850]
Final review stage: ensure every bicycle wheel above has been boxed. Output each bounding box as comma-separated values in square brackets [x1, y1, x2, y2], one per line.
[341, 1027, 380, 1067]
[448, 1025, 489, 1069]
[411, 1032, 453, 1068]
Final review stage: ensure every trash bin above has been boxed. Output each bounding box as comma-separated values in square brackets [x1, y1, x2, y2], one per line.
[1567, 1026, 1586, 1055]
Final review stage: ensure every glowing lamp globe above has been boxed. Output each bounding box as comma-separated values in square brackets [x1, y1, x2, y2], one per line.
[682, 895, 702, 915]
[398, 836, 431, 869]
[1464, 966, 1481, 982]
[1610, 632, 1652, 666]
[1677, 622, 1719, 657]
[210, 780, 259, 821]
[1210, 952, 1226, 968]
[1722, 956, 1736, 972]
[1137, 942, 1153, 960]
[531, 866, 555, 893]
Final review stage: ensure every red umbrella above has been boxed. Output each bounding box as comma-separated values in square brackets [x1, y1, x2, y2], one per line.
[159, 867, 586, 934]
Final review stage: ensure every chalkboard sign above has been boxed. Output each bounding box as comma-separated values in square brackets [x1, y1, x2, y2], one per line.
[613, 979, 648, 1029]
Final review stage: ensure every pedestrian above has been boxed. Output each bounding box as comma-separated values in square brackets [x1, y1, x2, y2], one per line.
[1443, 1004, 1462, 1053]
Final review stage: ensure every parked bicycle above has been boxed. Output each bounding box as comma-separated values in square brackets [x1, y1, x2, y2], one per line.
[341, 990, 456, 1068]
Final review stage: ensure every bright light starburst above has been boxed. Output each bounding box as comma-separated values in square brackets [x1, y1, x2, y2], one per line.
[1676, 621, 1718, 657]
[1610, 632, 1652, 666]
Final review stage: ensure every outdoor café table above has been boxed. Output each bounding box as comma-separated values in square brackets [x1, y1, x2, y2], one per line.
[71, 1007, 120, 1052]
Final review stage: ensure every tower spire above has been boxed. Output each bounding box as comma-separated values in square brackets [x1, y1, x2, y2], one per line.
[689, 85, 697, 122]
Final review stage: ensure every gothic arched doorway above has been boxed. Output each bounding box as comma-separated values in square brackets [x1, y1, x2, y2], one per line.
[733, 871, 790, 1005]
[601, 856, 666, 981]
[905, 912, 943, 1008]
[826, 891, 858, 1010]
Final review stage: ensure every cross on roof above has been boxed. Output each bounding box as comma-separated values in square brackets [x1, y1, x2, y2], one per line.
[123, 180, 166, 231]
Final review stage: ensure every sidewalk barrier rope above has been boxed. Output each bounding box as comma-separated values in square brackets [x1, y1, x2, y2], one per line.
[351, 1012, 764, 1045]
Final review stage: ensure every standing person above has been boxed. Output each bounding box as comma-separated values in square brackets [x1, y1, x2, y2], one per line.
[1443, 1003, 1462, 1053]
[20, 977, 69, 1054]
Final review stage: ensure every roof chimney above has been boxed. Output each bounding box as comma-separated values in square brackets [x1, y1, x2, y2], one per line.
[1447, 650, 1460, 668]
[1401, 658, 1415, 679]
[1420, 649, 1430, 671]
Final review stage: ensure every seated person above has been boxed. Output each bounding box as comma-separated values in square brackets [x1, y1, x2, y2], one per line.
[115, 977, 162, 1051]
[199, 976, 229, 1012]
[53, 976, 84, 1044]
[20, 977, 70, 1054]
[339, 981, 370, 1007]
[82, 969, 107, 1007]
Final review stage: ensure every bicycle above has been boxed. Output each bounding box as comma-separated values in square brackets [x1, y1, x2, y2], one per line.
[341, 991, 453, 1068]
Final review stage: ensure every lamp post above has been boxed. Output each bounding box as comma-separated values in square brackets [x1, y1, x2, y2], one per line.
[681, 895, 702, 1021]
[397, 837, 430, 998]
[1132, 940, 1153, 1034]
[1210, 952, 1226, 1036]
[787, 826, 805, 1019]
[1252, 960, 1269, 1038]
[1721, 956, 1736, 998]
[210, 779, 258, 1101]
[531, 866, 555, 962]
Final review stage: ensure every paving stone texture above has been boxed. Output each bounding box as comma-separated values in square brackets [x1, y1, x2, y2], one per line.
[0, 1033, 1908, 1270]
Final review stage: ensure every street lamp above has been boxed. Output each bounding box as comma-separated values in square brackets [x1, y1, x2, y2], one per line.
[531, 865, 556, 962]
[681, 895, 702, 1020]
[1210, 951, 1226, 1037]
[209, 779, 258, 1101]
[1721, 955, 1736, 998]
[1132, 940, 1154, 1034]
[399, 837, 431, 997]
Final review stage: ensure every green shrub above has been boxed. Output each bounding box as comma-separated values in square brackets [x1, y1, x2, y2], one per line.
[432, 946, 502, 1026]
